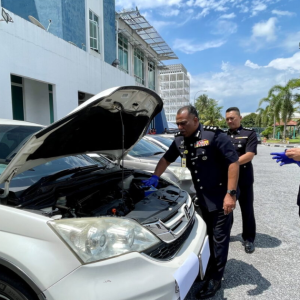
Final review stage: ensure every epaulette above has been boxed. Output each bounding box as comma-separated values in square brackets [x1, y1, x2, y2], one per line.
[203, 125, 219, 131]
[243, 127, 254, 131]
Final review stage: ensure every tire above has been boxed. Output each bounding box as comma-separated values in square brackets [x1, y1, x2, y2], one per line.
[0, 272, 36, 300]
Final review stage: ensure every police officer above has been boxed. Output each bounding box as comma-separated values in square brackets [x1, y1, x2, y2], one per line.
[225, 107, 257, 254]
[143, 105, 239, 299]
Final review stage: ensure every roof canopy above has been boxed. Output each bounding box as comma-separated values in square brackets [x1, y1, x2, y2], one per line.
[116, 8, 178, 67]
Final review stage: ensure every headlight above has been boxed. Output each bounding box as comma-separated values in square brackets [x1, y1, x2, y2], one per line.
[48, 217, 160, 263]
[168, 166, 192, 180]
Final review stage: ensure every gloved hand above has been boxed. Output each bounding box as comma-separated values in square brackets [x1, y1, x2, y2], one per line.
[142, 174, 159, 187]
[270, 151, 300, 166]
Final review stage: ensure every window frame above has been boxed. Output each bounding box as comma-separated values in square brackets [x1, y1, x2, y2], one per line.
[89, 10, 100, 53]
[118, 34, 129, 73]
[134, 48, 145, 85]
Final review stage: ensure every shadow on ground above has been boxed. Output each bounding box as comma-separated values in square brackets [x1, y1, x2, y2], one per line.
[186, 259, 271, 300]
[230, 232, 281, 248]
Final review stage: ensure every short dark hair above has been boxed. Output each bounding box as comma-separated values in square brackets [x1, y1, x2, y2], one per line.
[177, 105, 199, 119]
[226, 107, 240, 115]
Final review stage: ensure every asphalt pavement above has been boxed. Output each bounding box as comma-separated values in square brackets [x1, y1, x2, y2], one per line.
[186, 144, 300, 300]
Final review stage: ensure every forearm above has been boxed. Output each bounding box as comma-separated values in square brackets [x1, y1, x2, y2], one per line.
[154, 157, 171, 177]
[227, 161, 239, 190]
[238, 152, 255, 165]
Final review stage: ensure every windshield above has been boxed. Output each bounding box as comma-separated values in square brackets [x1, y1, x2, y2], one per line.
[0, 124, 43, 164]
[150, 135, 173, 147]
[129, 138, 165, 157]
[0, 154, 108, 189]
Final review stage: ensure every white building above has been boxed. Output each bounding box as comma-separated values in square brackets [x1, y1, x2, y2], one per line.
[0, 4, 176, 130]
[159, 64, 190, 122]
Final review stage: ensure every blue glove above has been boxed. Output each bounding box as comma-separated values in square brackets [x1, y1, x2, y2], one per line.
[270, 152, 300, 166]
[142, 174, 159, 187]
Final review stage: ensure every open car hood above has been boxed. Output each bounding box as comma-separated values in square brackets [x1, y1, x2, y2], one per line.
[0, 86, 163, 187]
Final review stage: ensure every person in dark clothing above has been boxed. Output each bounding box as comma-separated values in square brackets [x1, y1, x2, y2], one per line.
[142, 105, 239, 299]
[225, 107, 257, 254]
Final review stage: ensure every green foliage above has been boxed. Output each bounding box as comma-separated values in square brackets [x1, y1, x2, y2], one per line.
[195, 94, 223, 126]
[261, 127, 273, 138]
[241, 113, 257, 127]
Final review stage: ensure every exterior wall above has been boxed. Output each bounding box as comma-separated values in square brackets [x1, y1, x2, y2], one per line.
[2, 0, 86, 51]
[0, 11, 135, 123]
[103, 0, 116, 65]
[23, 79, 50, 125]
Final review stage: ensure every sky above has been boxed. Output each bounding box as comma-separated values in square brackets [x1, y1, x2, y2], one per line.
[115, 0, 300, 115]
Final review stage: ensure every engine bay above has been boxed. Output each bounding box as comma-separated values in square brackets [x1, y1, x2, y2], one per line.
[7, 171, 188, 224]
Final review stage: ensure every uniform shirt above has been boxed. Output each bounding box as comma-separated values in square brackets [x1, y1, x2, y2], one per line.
[164, 124, 238, 211]
[226, 126, 257, 186]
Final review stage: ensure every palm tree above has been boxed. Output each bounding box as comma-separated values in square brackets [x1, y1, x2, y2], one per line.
[257, 94, 278, 138]
[269, 84, 295, 139]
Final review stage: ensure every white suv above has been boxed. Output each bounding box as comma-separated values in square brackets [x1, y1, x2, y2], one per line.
[0, 86, 208, 300]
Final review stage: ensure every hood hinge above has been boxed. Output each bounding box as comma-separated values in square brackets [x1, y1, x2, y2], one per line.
[0, 168, 18, 200]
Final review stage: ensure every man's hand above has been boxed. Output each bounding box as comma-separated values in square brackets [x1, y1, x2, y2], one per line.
[142, 174, 159, 187]
[270, 151, 300, 166]
[223, 193, 236, 215]
[285, 148, 300, 161]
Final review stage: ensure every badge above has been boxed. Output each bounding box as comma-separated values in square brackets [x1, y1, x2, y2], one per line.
[184, 150, 188, 154]
[194, 139, 209, 148]
[202, 156, 207, 160]
[181, 158, 186, 168]
[238, 144, 242, 148]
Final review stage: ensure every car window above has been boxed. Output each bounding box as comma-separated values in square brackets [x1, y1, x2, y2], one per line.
[129, 139, 165, 157]
[0, 155, 105, 188]
[150, 136, 173, 147]
[0, 125, 43, 163]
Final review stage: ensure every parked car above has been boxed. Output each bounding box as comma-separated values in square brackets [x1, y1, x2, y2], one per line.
[0, 86, 208, 300]
[256, 133, 262, 144]
[124, 137, 196, 196]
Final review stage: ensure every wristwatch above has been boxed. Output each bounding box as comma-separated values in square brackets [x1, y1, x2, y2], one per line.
[227, 189, 237, 196]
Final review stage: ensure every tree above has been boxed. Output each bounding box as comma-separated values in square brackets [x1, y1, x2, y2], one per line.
[241, 113, 257, 128]
[269, 83, 295, 139]
[194, 94, 223, 126]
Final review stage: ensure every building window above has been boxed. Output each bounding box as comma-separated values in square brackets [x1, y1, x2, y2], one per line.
[134, 48, 144, 85]
[148, 61, 156, 91]
[11, 75, 24, 121]
[48, 84, 54, 124]
[89, 10, 100, 52]
[118, 34, 128, 73]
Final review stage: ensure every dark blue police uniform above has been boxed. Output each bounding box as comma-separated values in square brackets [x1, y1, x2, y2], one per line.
[226, 126, 257, 243]
[163, 124, 238, 281]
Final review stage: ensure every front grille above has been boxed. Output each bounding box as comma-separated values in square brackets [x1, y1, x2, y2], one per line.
[143, 217, 195, 260]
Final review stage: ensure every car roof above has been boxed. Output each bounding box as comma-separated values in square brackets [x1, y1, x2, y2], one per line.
[0, 118, 45, 127]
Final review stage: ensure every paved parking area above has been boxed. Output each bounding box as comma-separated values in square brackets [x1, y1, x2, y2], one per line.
[186, 145, 300, 300]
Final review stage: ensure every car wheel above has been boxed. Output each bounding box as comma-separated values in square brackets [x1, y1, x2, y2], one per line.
[0, 273, 36, 300]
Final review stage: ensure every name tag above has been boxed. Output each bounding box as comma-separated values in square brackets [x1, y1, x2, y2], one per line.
[194, 139, 209, 148]
[181, 158, 186, 168]
[235, 137, 248, 139]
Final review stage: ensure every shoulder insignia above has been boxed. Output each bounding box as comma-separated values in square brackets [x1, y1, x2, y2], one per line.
[244, 127, 254, 131]
[175, 131, 182, 137]
[203, 125, 219, 132]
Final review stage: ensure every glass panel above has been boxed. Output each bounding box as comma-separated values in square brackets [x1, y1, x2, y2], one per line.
[94, 15, 98, 23]
[89, 10, 92, 19]
[48, 84, 53, 92]
[11, 75, 22, 85]
[49, 92, 54, 124]
[11, 85, 24, 121]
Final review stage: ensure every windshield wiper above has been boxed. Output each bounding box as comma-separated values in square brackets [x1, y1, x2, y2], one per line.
[153, 151, 165, 155]
[30, 165, 102, 187]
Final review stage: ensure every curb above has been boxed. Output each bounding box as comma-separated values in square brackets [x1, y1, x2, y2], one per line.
[262, 143, 299, 148]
